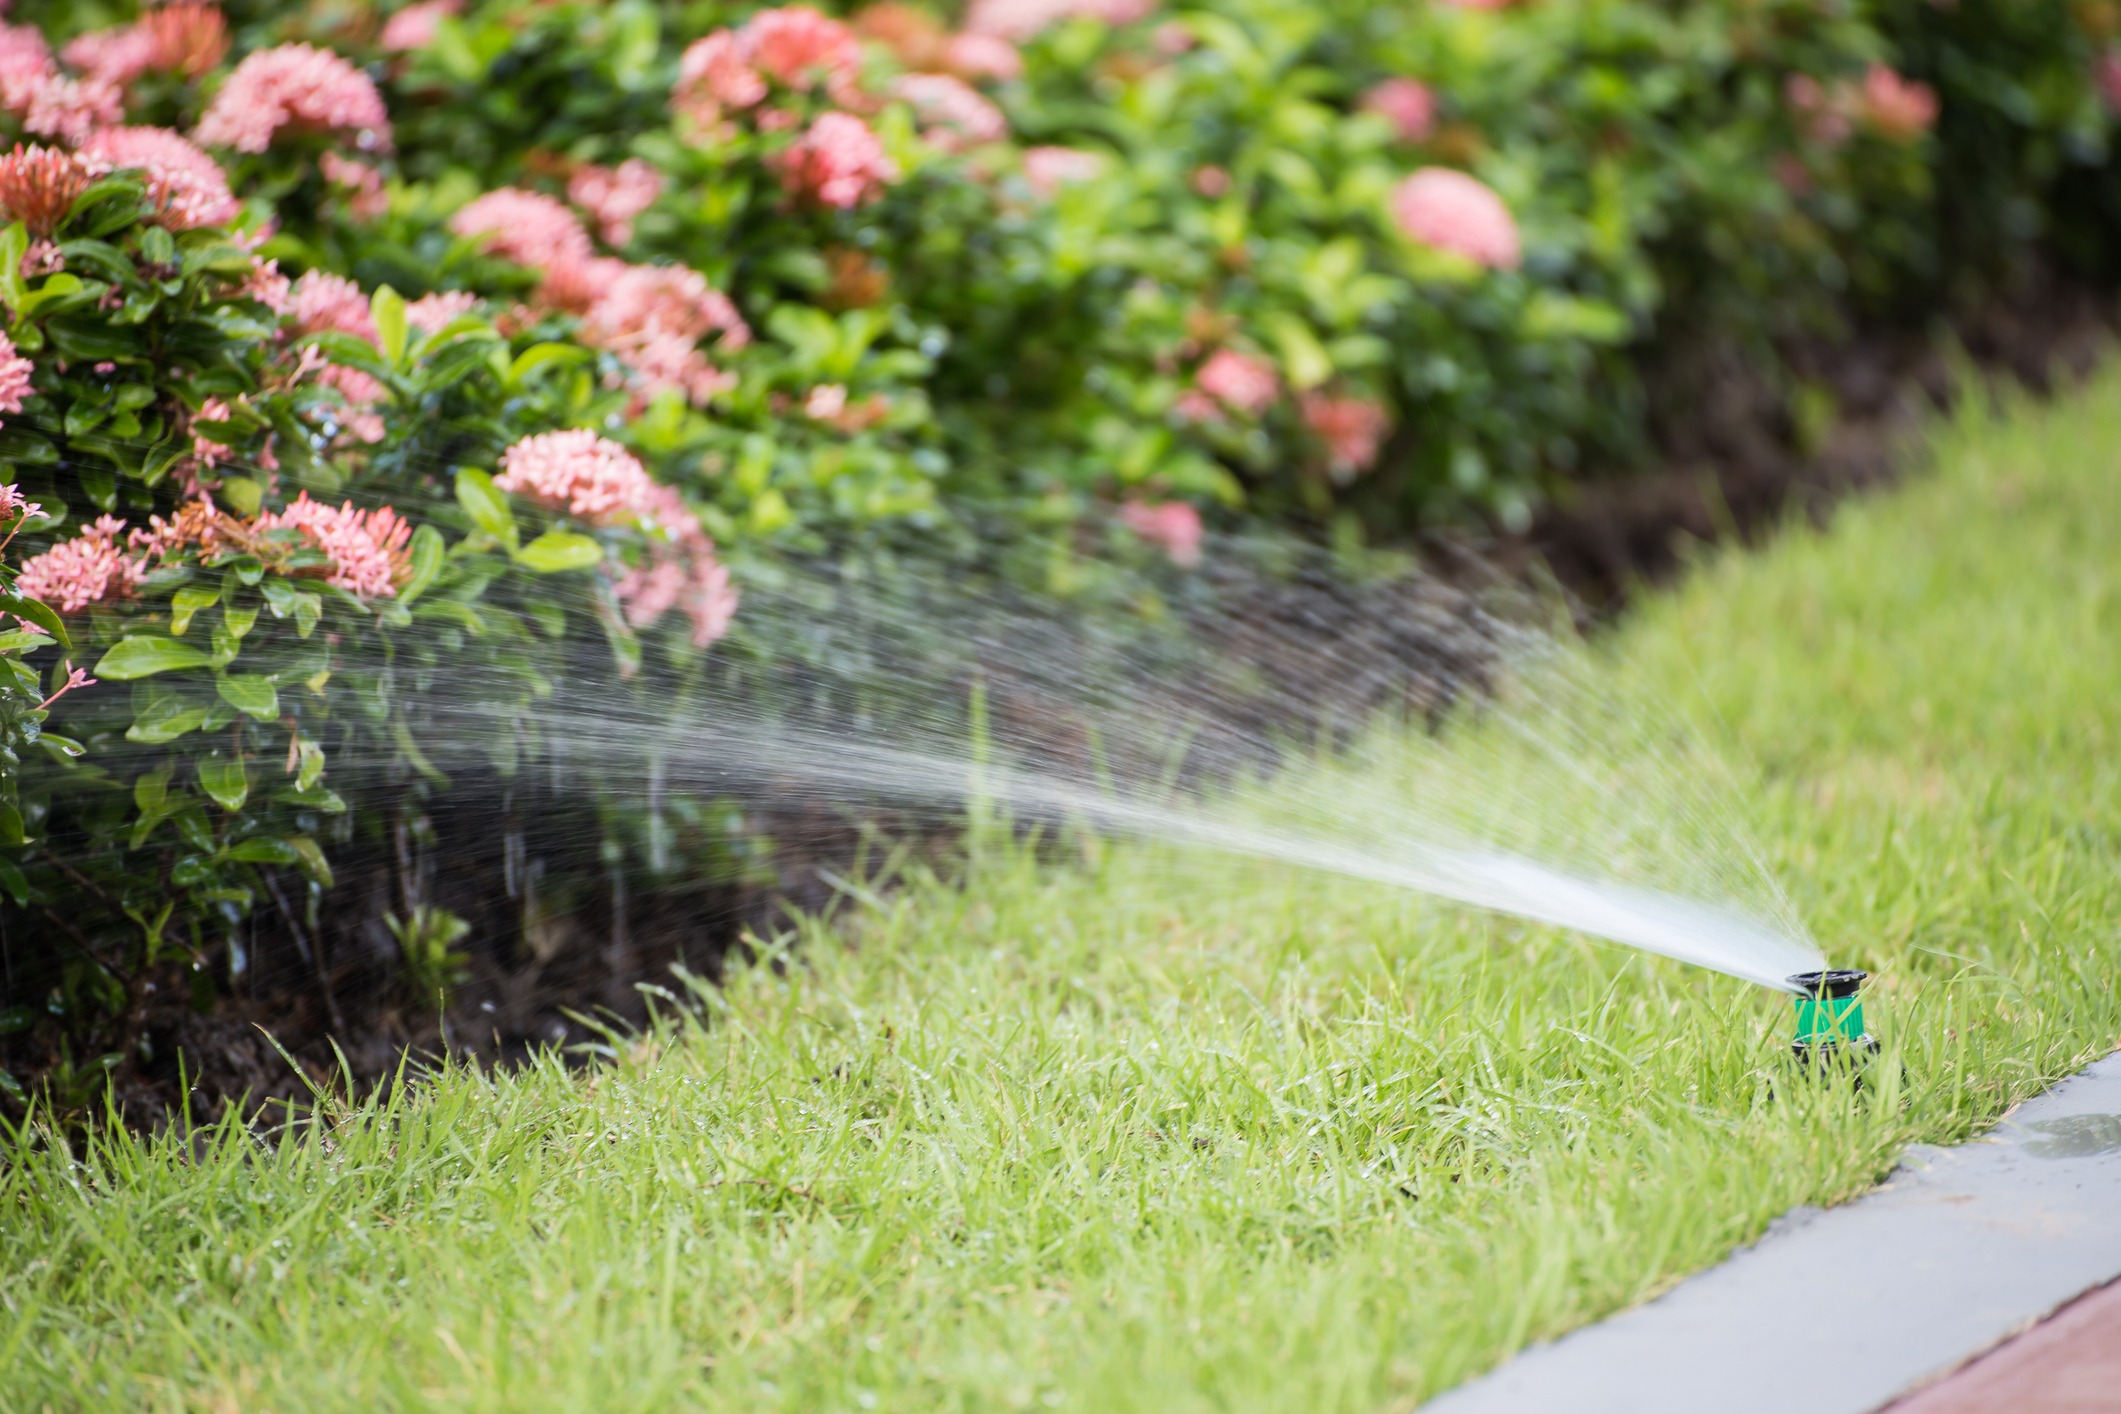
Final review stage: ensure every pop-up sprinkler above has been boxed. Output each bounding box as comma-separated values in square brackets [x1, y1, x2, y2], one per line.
[1787, 970, 1879, 1069]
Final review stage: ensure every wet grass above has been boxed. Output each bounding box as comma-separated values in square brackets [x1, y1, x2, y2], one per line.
[7, 368, 2121, 1410]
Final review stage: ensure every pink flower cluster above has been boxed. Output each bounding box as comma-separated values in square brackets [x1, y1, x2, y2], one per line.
[1364, 77, 1436, 144]
[62, 2, 229, 87]
[496, 429, 668, 525]
[449, 187, 594, 270]
[406, 290, 481, 334]
[943, 33, 1022, 82]
[1300, 393, 1390, 481]
[1860, 63, 1938, 142]
[577, 263, 750, 404]
[289, 270, 379, 342]
[1786, 65, 1937, 147]
[495, 430, 737, 647]
[1390, 167, 1521, 270]
[13, 515, 144, 612]
[568, 159, 664, 246]
[194, 43, 391, 154]
[674, 6, 861, 129]
[1022, 145, 1105, 197]
[381, 0, 462, 55]
[1119, 498, 1203, 568]
[321, 151, 389, 221]
[0, 141, 87, 236]
[963, 0, 1155, 44]
[254, 493, 411, 597]
[77, 126, 239, 231]
[0, 330, 33, 425]
[893, 72, 1007, 150]
[778, 111, 900, 209]
[1194, 348, 1280, 417]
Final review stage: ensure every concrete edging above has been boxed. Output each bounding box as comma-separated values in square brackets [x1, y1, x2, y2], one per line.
[1421, 1050, 2121, 1414]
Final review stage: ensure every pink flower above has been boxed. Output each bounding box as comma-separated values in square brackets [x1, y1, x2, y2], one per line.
[496, 429, 660, 526]
[0, 142, 89, 236]
[405, 290, 480, 334]
[243, 257, 294, 314]
[381, 0, 461, 54]
[1390, 167, 1521, 270]
[804, 383, 848, 419]
[0, 23, 54, 114]
[289, 270, 378, 342]
[138, 3, 231, 79]
[0, 331, 32, 424]
[1860, 63, 1937, 142]
[1785, 73, 1852, 147]
[580, 263, 750, 349]
[62, 25, 160, 88]
[567, 158, 664, 246]
[13, 515, 144, 612]
[77, 127, 240, 231]
[320, 151, 388, 220]
[34, 660, 97, 710]
[1299, 393, 1390, 480]
[942, 33, 1022, 82]
[1195, 348, 1279, 416]
[1119, 499, 1203, 568]
[1363, 77, 1436, 143]
[742, 7, 863, 98]
[254, 493, 410, 597]
[1022, 145, 1104, 197]
[777, 112, 899, 208]
[191, 397, 234, 467]
[963, 0, 1154, 43]
[615, 330, 739, 406]
[194, 43, 391, 154]
[449, 187, 594, 270]
[24, 75, 124, 146]
[0, 482, 40, 522]
[613, 545, 739, 647]
[19, 237, 60, 276]
[894, 72, 1007, 150]
[674, 30, 768, 131]
[311, 363, 387, 444]
[1190, 164, 1229, 197]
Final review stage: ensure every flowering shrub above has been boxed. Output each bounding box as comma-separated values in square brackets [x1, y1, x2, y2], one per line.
[0, 0, 2112, 1096]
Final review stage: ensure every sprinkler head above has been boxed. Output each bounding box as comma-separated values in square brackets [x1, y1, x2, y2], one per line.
[1787, 969, 1880, 1071]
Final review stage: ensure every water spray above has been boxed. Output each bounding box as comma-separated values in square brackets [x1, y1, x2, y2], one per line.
[1786, 970, 1879, 1070]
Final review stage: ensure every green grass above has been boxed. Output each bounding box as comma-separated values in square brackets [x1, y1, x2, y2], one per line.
[8, 369, 2121, 1412]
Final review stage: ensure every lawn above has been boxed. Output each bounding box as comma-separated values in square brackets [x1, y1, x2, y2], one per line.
[6, 369, 2121, 1412]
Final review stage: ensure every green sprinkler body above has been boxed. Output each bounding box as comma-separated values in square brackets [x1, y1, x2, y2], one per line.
[1786, 970, 1879, 1070]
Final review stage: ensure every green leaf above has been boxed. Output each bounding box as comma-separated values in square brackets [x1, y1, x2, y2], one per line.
[126, 697, 205, 742]
[216, 673, 278, 720]
[0, 221, 26, 312]
[1260, 311, 1333, 392]
[0, 860, 24, 907]
[96, 635, 212, 679]
[134, 763, 172, 812]
[455, 467, 518, 548]
[0, 589, 68, 649]
[217, 476, 264, 518]
[197, 756, 249, 812]
[37, 734, 83, 760]
[505, 342, 590, 389]
[399, 524, 446, 604]
[288, 835, 335, 889]
[514, 530, 605, 574]
[168, 584, 221, 636]
[226, 837, 302, 866]
[372, 284, 408, 367]
[0, 802, 25, 846]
